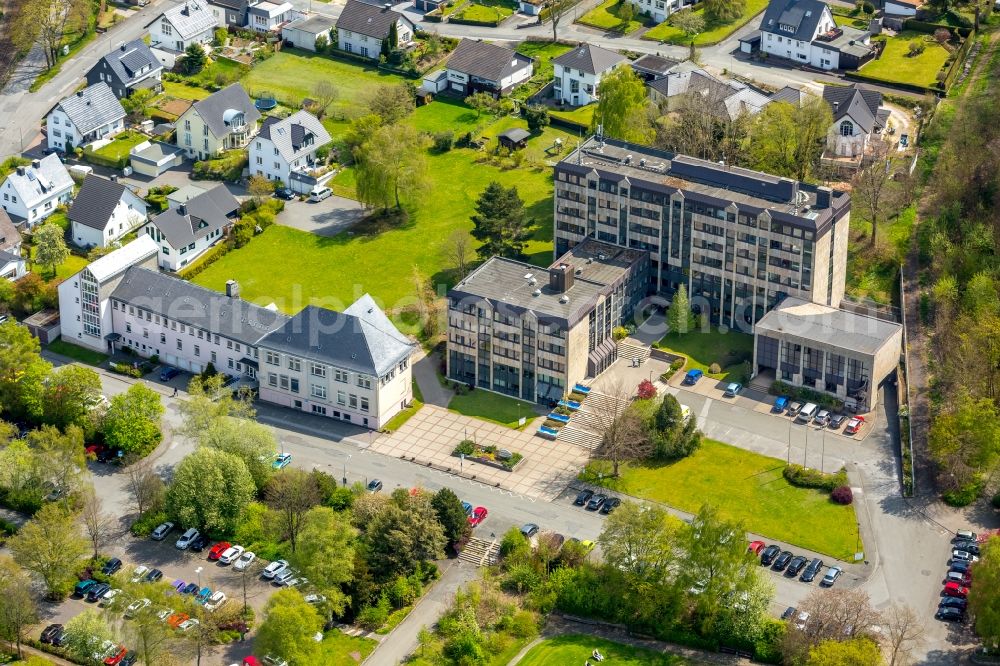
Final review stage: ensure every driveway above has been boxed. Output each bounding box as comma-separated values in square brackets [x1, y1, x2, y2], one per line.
[274, 195, 364, 237]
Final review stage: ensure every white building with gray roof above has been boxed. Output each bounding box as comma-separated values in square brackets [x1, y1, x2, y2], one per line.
[0, 155, 75, 226]
[552, 43, 628, 107]
[147, 0, 216, 52]
[176, 83, 261, 159]
[249, 110, 331, 192]
[141, 183, 238, 270]
[46, 82, 126, 153]
[68, 174, 148, 249]
[758, 0, 875, 70]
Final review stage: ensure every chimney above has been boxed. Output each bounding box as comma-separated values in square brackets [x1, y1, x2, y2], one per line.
[816, 186, 832, 209]
[15, 166, 25, 176]
[226, 280, 240, 299]
[31, 159, 40, 169]
[120, 43, 127, 51]
[76, 91, 84, 97]
[178, 203, 187, 216]
[384, 2, 391, 8]
[109, 174, 118, 183]
[833, 101, 839, 112]
[549, 263, 574, 294]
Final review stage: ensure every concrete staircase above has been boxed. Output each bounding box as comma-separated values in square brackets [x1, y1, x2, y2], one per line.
[558, 425, 603, 450]
[554, 390, 633, 451]
[618, 338, 650, 365]
[459, 537, 500, 567]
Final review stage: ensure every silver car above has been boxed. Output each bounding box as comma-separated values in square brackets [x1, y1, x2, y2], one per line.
[813, 410, 831, 427]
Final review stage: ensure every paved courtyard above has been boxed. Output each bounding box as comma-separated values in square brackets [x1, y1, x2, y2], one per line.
[370, 405, 591, 500]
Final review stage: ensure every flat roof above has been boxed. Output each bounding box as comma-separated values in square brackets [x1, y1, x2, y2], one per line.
[755, 297, 901, 356]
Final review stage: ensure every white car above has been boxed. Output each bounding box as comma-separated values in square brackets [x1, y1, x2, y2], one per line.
[273, 569, 297, 586]
[234, 551, 257, 571]
[304, 593, 327, 605]
[151, 522, 174, 541]
[261, 559, 288, 580]
[795, 611, 811, 630]
[218, 545, 244, 565]
[125, 598, 151, 618]
[952, 549, 979, 563]
[99, 588, 121, 607]
[286, 576, 308, 588]
[205, 591, 227, 611]
[93, 639, 117, 661]
[156, 608, 174, 621]
[130, 565, 150, 583]
[175, 528, 200, 550]
[178, 618, 200, 632]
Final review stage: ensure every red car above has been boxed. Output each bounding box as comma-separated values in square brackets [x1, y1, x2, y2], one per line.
[845, 416, 865, 435]
[944, 582, 969, 598]
[104, 646, 128, 665]
[85, 444, 107, 457]
[747, 540, 766, 556]
[468, 506, 488, 527]
[208, 542, 231, 560]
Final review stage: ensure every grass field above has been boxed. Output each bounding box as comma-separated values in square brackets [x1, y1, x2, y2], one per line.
[316, 629, 377, 665]
[29, 245, 88, 282]
[859, 32, 951, 88]
[47, 339, 109, 366]
[453, 0, 514, 22]
[161, 81, 212, 101]
[642, 0, 769, 45]
[845, 204, 915, 304]
[91, 131, 147, 162]
[519, 635, 694, 666]
[654, 329, 754, 381]
[409, 97, 481, 134]
[447, 390, 538, 429]
[551, 103, 596, 128]
[182, 56, 248, 89]
[581, 439, 860, 559]
[577, 0, 647, 33]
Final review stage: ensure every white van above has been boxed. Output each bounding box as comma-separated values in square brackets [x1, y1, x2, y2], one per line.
[308, 186, 332, 202]
[796, 403, 818, 423]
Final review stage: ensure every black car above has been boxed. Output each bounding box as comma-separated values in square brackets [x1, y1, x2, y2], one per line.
[938, 596, 968, 610]
[772, 550, 794, 571]
[144, 568, 163, 582]
[367, 479, 383, 493]
[275, 187, 295, 201]
[600, 497, 621, 514]
[159, 366, 181, 381]
[40, 624, 63, 644]
[828, 413, 847, 429]
[120, 651, 138, 666]
[101, 557, 122, 576]
[949, 560, 972, 575]
[96, 448, 119, 463]
[786, 555, 808, 577]
[574, 489, 594, 506]
[86, 582, 111, 602]
[800, 558, 824, 583]
[954, 540, 981, 556]
[760, 544, 781, 566]
[780, 607, 797, 621]
[936, 607, 965, 622]
[586, 493, 607, 511]
[190, 534, 209, 552]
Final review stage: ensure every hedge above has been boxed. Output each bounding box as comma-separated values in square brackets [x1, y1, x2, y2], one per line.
[769, 381, 844, 412]
[447, 15, 502, 26]
[783, 464, 849, 492]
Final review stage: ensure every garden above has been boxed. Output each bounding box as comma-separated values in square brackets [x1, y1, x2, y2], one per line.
[577, 0, 650, 33]
[82, 131, 148, 169]
[654, 328, 754, 382]
[642, 0, 770, 45]
[453, 439, 525, 470]
[518, 635, 691, 665]
[451, 0, 516, 25]
[855, 30, 953, 89]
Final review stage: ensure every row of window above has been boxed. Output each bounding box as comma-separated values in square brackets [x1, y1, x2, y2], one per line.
[267, 373, 373, 412]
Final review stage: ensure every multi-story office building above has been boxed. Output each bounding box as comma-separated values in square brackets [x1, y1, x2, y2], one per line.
[553, 137, 851, 330]
[446, 239, 648, 403]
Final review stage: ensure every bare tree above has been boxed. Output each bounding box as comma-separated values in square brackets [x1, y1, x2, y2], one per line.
[33, 0, 92, 69]
[853, 137, 895, 246]
[124, 457, 165, 519]
[80, 487, 114, 559]
[883, 604, 924, 666]
[264, 468, 321, 553]
[782, 588, 883, 663]
[592, 378, 651, 476]
[548, 0, 576, 41]
[311, 80, 339, 121]
[446, 230, 472, 279]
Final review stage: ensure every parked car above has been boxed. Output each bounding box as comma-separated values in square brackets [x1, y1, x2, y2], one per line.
[747, 540, 766, 556]
[176, 528, 200, 550]
[74, 579, 97, 597]
[794, 611, 810, 630]
[461, 501, 473, 516]
[845, 416, 866, 435]
[130, 566, 149, 583]
[954, 540, 981, 556]
[944, 582, 969, 598]
[938, 596, 967, 610]
[586, 493, 607, 511]
[125, 599, 151, 618]
[274, 187, 294, 201]
[101, 558, 123, 575]
[144, 569, 163, 583]
[936, 606, 965, 622]
[813, 410, 831, 427]
[40, 624, 64, 644]
[955, 529, 977, 542]
[171, 579, 187, 593]
[952, 549, 978, 563]
[682, 369, 703, 385]
[272, 453, 292, 469]
[787, 401, 803, 416]
[234, 551, 257, 571]
[829, 413, 847, 429]
[166, 612, 189, 628]
[209, 541, 232, 561]
[205, 591, 228, 611]
[950, 560, 972, 575]
[100, 589, 121, 607]
[308, 186, 332, 202]
[796, 403, 818, 423]
[274, 569, 297, 586]
[520, 523, 540, 538]
[219, 545, 245, 565]
[760, 544, 781, 566]
[104, 645, 128, 665]
[786, 555, 808, 577]
[772, 551, 794, 571]
[600, 497, 621, 514]
[151, 522, 174, 541]
[574, 489, 594, 506]
[468, 506, 488, 527]
[120, 652, 138, 666]
[304, 593, 327, 605]
[196, 587, 212, 604]
[367, 479, 383, 493]
[723, 382, 742, 398]
[181, 583, 199, 595]
[772, 396, 789, 413]
[780, 607, 797, 621]
[800, 558, 824, 583]
[87, 582, 112, 602]
[946, 571, 971, 586]
[821, 566, 843, 587]
[159, 366, 181, 381]
[190, 534, 209, 552]
[262, 560, 289, 580]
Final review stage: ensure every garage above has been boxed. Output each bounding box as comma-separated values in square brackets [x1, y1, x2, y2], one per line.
[130, 140, 186, 178]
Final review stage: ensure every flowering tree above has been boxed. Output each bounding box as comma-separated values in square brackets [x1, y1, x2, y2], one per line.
[637, 379, 657, 400]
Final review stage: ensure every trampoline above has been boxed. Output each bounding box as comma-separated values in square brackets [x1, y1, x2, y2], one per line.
[255, 91, 277, 111]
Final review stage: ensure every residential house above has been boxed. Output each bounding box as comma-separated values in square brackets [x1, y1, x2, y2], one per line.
[758, 0, 875, 70]
[647, 62, 772, 120]
[770, 85, 805, 105]
[208, 0, 249, 27]
[884, 0, 920, 16]
[336, 0, 414, 60]
[633, 0, 699, 24]
[0, 155, 75, 227]
[445, 39, 534, 97]
[175, 83, 261, 159]
[248, 1, 294, 32]
[553, 136, 852, 329]
[281, 15, 335, 51]
[129, 140, 186, 178]
[249, 110, 331, 193]
[447, 239, 649, 403]
[57, 236, 160, 353]
[85, 39, 163, 99]
[141, 184, 238, 270]
[257, 294, 417, 429]
[46, 82, 126, 153]
[0, 209, 26, 280]
[68, 175, 148, 248]
[822, 83, 888, 159]
[630, 53, 683, 81]
[552, 43, 628, 107]
[147, 0, 216, 52]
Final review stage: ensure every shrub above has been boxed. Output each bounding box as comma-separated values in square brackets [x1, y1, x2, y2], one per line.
[130, 509, 169, 537]
[612, 325, 628, 341]
[524, 104, 550, 134]
[109, 361, 143, 378]
[783, 464, 849, 491]
[637, 379, 657, 400]
[357, 595, 391, 631]
[432, 131, 454, 152]
[708, 362, 722, 374]
[908, 39, 926, 56]
[315, 34, 329, 53]
[831, 486, 854, 505]
[670, 358, 685, 372]
[454, 439, 475, 455]
[213, 27, 228, 47]
[943, 482, 982, 507]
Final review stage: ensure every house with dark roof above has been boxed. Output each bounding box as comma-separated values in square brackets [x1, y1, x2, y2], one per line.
[0, 155, 75, 226]
[68, 175, 148, 249]
[0, 209, 26, 281]
[552, 43, 628, 107]
[249, 110, 332, 193]
[86, 39, 163, 100]
[630, 53, 683, 81]
[445, 39, 534, 97]
[141, 183, 238, 270]
[336, 0, 414, 61]
[147, 0, 216, 52]
[822, 83, 889, 162]
[257, 294, 416, 429]
[758, 0, 874, 70]
[647, 61, 772, 120]
[175, 83, 261, 159]
[46, 82, 126, 153]
[207, 0, 249, 28]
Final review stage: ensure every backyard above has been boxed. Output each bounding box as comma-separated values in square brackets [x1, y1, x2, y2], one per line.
[453, 0, 515, 23]
[654, 328, 754, 381]
[518, 635, 694, 666]
[551, 103, 595, 128]
[89, 131, 147, 163]
[577, 0, 648, 33]
[515, 41, 574, 81]
[46, 339, 109, 366]
[857, 32, 951, 88]
[845, 204, 915, 304]
[642, 0, 770, 45]
[581, 439, 860, 560]
[447, 389, 539, 429]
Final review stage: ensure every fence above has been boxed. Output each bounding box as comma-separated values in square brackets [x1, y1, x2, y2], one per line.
[897, 266, 916, 497]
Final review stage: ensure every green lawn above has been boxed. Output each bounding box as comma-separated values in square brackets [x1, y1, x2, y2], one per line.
[845, 204, 915, 304]
[516, 41, 574, 81]
[453, 1, 513, 22]
[582, 439, 860, 560]
[654, 329, 754, 382]
[643, 0, 770, 45]
[551, 104, 596, 128]
[28, 245, 88, 282]
[857, 32, 951, 88]
[577, 0, 646, 33]
[519, 635, 693, 666]
[833, 14, 868, 28]
[161, 80, 212, 101]
[316, 629, 377, 665]
[448, 390, 537, 429]
[410, 97, 481, 134]
[181, 56, 248, 89]
[92, 131, 147, 162]
[47, 339, 109, 366]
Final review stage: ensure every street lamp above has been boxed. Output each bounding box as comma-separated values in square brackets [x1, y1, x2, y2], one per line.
[195, 566, 203, 588]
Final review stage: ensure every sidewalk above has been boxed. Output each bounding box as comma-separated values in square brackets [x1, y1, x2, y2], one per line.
[412, 349, 453, 408]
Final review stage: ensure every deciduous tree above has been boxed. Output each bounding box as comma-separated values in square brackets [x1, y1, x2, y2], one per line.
[445, 230, 472, 279]
[26, 424, 87, 496]
[265, 468, 321, 553]
[0, 557, 37, 659]
[80, 487, 114, 559]
[749, 97, 832, 181]
[598, 501, 681, 582]
[311, 80, 339, 121]
[124, 456, 165, 518]
[548, 0, 576, 41]
[255, 588, 324, 664]
[122, 88, 155, 123]
[465, 92, 498, 119]
[367, 84, 415, 125]
[853, 137, 896, 246]
[355, 124, 428, 211]
[470, 181, 533, 260]
[166, 448, 255, 534]
[883, 604, 923, 666]
[431, 487, 470, 543]
[592, 67, 652, 144]
[704, 0, 745, 23]
[179, 374, 256, 439]
[783, 588, 883, 663]
[671, 8, 706, 35]
[290, 507, 356, 617]
[103, 384, 163, 457]
[200, 417, 277, 491]
[9, 503, 89, 599]
[247, 174, 275, 205]
[0, 320, 51, 421]
[62, 610, 115, 664]
[593, 378, 652, 476]
[363, 489, 447, 581]
[42, 364, 102, 430]
[807, 637, 883, 666]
